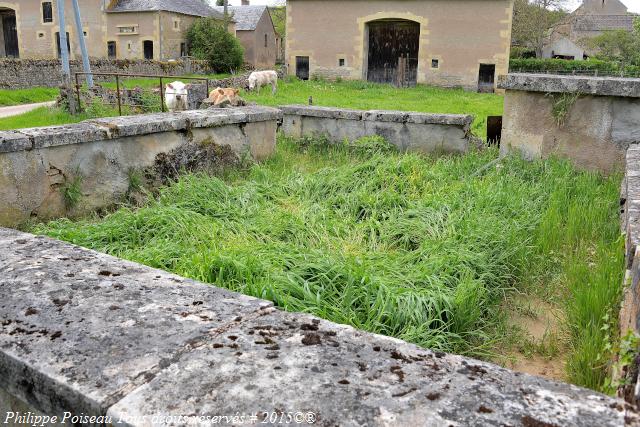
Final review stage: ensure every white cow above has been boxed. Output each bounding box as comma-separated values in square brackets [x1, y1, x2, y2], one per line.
[248, 70, 278, 94]
[164, 81, 188, 112]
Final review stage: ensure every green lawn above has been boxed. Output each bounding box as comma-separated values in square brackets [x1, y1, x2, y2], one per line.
[0, 79, 501, 135]
[91, 73, 231, 90]
[34, 135, 623, 392]
[243, 78, 503, 135]
[0, 87, 59, 107]
[0, 103, 124, 131]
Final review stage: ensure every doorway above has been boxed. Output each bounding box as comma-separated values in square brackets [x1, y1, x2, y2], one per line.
[366, 20, 419, 86]
[0, 8, 19, 58]
[143, 40, 154, 60]
[296, 56, 309, 80]
[478, 64, 496, 93]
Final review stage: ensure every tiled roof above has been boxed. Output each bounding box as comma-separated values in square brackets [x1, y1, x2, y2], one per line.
[212, 5, 267, 31]
[109, 0, 225, 18]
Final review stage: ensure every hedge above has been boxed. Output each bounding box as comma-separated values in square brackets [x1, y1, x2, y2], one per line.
[509, 58, 640, 76]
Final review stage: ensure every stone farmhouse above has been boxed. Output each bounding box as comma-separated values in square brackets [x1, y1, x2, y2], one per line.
[0, 0, 231, 61]
[213, 4, 277, 68]
[543, 0, 635, 60]
[286, 0, 515, 92]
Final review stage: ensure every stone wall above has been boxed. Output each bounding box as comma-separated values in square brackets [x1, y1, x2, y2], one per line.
[0, 227, 637, 426]
[0, 106, 281, 227]
[280, 105, 473, 155]
[498, 73, 640, 173]
[0, 58, 214, 89]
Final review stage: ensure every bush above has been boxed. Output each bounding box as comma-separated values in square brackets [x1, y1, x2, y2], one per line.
[186, 18, 244, 73]
[509, 58, 640, 76]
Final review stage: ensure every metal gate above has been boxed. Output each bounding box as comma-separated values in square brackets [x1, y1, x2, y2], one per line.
[367, 20, 419, 87]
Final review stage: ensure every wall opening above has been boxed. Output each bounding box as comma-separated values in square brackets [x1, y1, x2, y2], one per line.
[107, 41, 116, 59]
[143, 40, 154, 60]
[296, 56, 309, 80]
[478, 64, 496, 93]
[487, 116, 502, 146]
[55, 31, 70, 59]
[0, 8, 19, 58]
[366, 19, 419, 87]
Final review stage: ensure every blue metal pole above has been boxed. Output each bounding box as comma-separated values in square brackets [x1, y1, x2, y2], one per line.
[71, 0, 93, 87]
[56, 0, 71, 82]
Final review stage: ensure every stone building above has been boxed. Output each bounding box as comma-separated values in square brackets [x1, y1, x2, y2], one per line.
[543, 0, 635, 60]
[213, 4, 277, 68]
[0, 0, 229, 61]
[285, 0, 514, 91]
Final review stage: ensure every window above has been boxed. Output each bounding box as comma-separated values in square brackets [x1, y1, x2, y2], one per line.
[42, 2, 53, 23]
[55, 32, 71, 58]
[264, 34, 268, 48]
[431, 59, 439, 69]
[339, 58, 345, 67]
[118, 26, 137, 34]
[180, 42, 187, 57]
[38, 32, 45, 39]
[83, 31, 87, 37]
[174, 20, 179, 29]
[107, 41, 116, 59]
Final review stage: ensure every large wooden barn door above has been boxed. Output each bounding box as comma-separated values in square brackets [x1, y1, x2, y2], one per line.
[367, 20, 419, 87]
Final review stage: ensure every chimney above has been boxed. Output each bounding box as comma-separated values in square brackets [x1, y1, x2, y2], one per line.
[241, 0, 249, 5]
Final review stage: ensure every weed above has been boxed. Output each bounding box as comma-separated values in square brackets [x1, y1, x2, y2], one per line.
[60, 173, 83, 209]
[548, 92, 580, 127]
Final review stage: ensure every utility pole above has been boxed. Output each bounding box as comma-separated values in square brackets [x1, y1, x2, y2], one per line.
[71, 0, 93, 87]
[56, 0, 76, 114]
[56, 0, 70, 83]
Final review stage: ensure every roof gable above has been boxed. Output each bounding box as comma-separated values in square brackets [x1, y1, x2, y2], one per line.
[109, 0, 224, 18]
[212, 5, 268, 31]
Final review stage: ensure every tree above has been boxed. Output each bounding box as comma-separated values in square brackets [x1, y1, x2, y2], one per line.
[186, 18, 244, 73]
[586, 23, 640, 67]
[216, 0, 224, 5]
[512, 0, 568, 57]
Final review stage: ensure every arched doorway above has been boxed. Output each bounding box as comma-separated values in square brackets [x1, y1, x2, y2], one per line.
[366, 19, 419, 86]
[0, 7, 19, 58]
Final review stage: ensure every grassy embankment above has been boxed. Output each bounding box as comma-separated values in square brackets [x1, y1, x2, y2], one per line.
[0, 79, 502, 134]
[0, 87, 59, 107]
[34, 136, 623, 392]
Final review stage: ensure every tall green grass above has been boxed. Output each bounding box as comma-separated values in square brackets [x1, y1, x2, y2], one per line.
[34, 136, 623, 390]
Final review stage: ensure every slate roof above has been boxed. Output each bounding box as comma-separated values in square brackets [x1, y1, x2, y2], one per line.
[109, 0, 225, 18]
[212, 5, 268, 31]
[572, 14, 636, 32]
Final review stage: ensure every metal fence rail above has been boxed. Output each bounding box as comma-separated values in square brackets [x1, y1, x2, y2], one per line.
[74, 72, 210, 115]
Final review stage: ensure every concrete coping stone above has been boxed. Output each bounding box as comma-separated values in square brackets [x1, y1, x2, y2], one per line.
[0, 227, 637, 426]
[280, 105, 474, 127]
[0, 106, 282, 154]
[498, 73, 640, 98]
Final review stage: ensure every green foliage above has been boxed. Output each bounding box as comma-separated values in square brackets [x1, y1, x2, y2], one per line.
[586, 29, 640, 67]
[216, 0, 224, 5]
[35, 136, 624, 387]
[605, 331, 640, 393]
[0, 87, 58, 107]
[510, 46, 536, 59]
[343, 135, 397, 156]
[512, 0, 568, 56]
[186, 18, 244, 73]
[509, 58, 640, 75]
[269, 6, 286, 37]
[60, 173, 83, 209]
[138, 89, 163, 113]
[547, 92, 580, 126]
[127, 169, 144, 193]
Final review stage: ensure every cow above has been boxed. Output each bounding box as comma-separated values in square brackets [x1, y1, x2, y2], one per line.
[248, 70, 278, 94]
[208, 87, 241, 105]
[164, 81, 188, 112]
